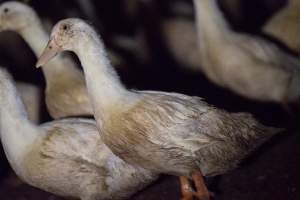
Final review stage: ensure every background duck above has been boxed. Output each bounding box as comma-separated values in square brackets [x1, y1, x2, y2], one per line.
[193, 0, 300, 106]
[0, 1, 93, 119]
[0, 67, 157, 200]
[149, 0, 201, 71]
[15, 81, 41, 123]
[161, 18, 201, 71]
[263, 0, 300, 54]
[37, 18, 282, 200]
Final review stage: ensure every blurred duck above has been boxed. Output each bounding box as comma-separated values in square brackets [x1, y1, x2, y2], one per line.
[37, 18, 282, 200]
[160, 0, 242, 71]
[264, 0, 300, 53]
[161, 17, 201, 71]
[148, 0, 202, 70]
[0, 68, 157, 200]
[193, 0, 300, 105]
[0, 1, 93, 119]
[16, 82, 41, 123]
[158, 0, 243, 71]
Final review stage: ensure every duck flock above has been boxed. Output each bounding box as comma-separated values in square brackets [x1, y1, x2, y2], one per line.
[0, 0, 299, 200]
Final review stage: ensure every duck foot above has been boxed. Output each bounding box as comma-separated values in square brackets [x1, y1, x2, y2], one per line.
[179, 171, 211, 200]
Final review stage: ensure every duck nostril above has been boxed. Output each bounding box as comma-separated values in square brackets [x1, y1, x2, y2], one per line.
[3, 8, 9, 13]
[49, 46, 53, 49]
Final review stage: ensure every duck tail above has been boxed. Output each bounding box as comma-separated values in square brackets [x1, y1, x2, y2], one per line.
[233, 112, 284, 148]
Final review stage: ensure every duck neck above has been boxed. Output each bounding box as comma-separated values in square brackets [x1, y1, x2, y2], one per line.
[75, 32, 136, 120]
[20, 21, 81, 86]
[19, 20, 47, 56]
[194, 0, 233, 57]
[0, 74, 39, 167]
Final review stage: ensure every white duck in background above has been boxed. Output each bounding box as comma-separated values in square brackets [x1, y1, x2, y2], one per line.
[15, 81, 41, 123]
[0, 67, 157, 200]
[161, 17, 201, 71]
[264, 0, 300, 54]
[193, 0, 300, 105]
[161, 0, 241, 71]
[159, 1, 202, 71]
[37, 18, 282, 200]
[0, 1, 93, 119]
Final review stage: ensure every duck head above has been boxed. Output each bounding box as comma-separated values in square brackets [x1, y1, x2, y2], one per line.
[36, 18, 96, 68]
[0, 1, 38, 32]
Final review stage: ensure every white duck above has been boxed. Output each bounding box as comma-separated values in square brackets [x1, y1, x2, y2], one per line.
[158, 0, 201, 71]
[193, 0, 300, 105]
[161, 17, 201, 71]
[137, 0, 201, 70]
[0, 67, 157, 200]
[15, 81, 41, 123]
[160, 0, 240, 71]
[37, 18, 281, 200]
[0, 1, 93, 119]
[264, 0, 300, 53]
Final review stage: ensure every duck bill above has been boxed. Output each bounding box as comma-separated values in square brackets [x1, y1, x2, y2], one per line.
[36, 39, 62, 68]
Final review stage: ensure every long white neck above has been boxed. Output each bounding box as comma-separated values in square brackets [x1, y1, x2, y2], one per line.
[193, 0, 233, 62]
[0, 72, 40, 169]
[74, 31, 137, 121]
[19, 21, 81, 85]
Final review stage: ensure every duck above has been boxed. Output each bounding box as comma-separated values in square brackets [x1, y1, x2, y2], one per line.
[161, 16, 201, 71]
[139, 0, 201, 71]
[193, 0, 300, 105]
[15, 81, 41, 123]
[0, 67, 157, 200]
[36, 18, 282, 200]
[158, 0, 240, 71]
[0, 1, 93, 119]
[263, 0, 300, 53]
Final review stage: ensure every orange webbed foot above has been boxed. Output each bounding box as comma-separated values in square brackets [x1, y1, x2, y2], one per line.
[179, 170, 211, 200]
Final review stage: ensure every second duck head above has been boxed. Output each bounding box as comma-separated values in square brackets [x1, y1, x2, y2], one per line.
[0, 1, 38, 32]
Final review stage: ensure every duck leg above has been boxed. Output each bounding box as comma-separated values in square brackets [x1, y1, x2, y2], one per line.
[192, 170, 210, 200]
[180, 176, 194, 200]
[179, 171, 210, 200]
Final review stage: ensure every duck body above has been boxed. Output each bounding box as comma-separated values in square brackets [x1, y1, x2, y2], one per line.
[194, 0, 300, 103]
[20, 119, 156, 200]
[43, 56, 92, 118]
[264, 0, 300, 53]
[0, 68, 157, 200]
[16, 82, 41, 123]
[162, 18, 202, 71]
[101, 90, 280, 177]
[201, 32, 300, 102]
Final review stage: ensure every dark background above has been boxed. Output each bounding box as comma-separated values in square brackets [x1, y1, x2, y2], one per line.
[0, 0, 299, 199]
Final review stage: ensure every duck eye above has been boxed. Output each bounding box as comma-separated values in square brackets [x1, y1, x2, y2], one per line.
[3, 8, 9, 13]
[62, 24, 69, 31]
